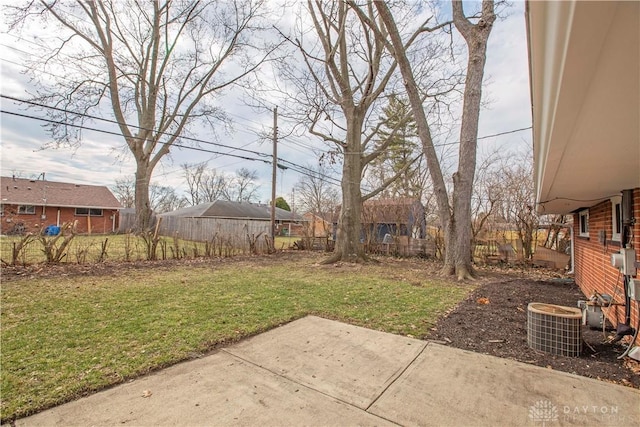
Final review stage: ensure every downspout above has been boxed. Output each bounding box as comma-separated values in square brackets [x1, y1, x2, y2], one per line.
[618, 189, 635, 333]
[56, 209, 61, 227]
[567, 224, 574, 274]
[611, 189, 636, 345]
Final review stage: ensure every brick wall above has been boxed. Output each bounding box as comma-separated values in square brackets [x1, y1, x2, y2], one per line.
[1, 205, 119, 234]
[573, 189, 640, 344]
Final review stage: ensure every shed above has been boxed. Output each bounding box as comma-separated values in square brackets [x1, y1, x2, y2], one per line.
[361, 198, 426, 241]
[157, 200, 304, 242]
[332, 198, 432, 257]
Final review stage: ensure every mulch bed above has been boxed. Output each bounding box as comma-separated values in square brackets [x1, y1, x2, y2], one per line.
[427, 277, 640, 388]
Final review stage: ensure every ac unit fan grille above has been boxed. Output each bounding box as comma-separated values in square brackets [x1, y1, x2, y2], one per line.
[527, 303, 582, 357]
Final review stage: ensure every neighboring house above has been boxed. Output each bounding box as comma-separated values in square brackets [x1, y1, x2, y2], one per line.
[332, 198, 430, 256]
[299, 212, 332, 238]
[157, 200, 304, 241]
[333, 198, 427, 242]
[527, 1, 639, 342]
[0, 176, 121, 234]
[360, 198, 426, 242]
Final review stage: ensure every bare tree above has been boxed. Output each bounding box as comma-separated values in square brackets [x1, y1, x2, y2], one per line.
[8, 0, 276, 231]
[150, 184, 187, 214]
[373, 0, 496, 279]
[182, 163, 259, 204]
[112, 177, 136, 209]
[494, 152, 539, 260]
[470, 149, 503, 247]
[221, 168, 260, 202]
[113, 176, 186, 213]
[278, 1, 445, 263]
[182, 162, 227, 205]
[294, 162, 340, 237]
[541, 214, 570, 252]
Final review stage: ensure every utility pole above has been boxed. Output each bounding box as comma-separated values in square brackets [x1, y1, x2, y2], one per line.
[289, 187, 295, 237]
[270, 107, 278, 250]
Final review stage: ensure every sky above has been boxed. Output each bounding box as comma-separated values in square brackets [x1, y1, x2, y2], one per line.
[0, 1, 532, 207]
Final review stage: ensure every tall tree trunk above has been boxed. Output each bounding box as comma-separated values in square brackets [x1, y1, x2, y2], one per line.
[376, 0, 495, 280]
[134, 162, 153, 232]
[325, 111, 367, 263]
[375, 2, 452, 265]
[442, 0, 495, 279]
[334, 156, 365, 262]
[442, 217, 456, 275]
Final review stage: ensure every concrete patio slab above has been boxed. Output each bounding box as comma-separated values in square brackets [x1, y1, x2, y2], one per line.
[17, 350, 393, 427]
[226, 315, 426, 409]
[15, 315, 640, 427]
[369, 343, 640, 426]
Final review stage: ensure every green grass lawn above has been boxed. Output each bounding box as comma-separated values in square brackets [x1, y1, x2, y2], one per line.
[0, 253, 472, 422]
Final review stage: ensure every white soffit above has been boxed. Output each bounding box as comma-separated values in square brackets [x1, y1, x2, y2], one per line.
[530, 1, 640, 214]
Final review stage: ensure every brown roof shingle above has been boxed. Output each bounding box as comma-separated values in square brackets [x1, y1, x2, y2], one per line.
[0, 177, 121, 209]
[159, 200, 303, 221]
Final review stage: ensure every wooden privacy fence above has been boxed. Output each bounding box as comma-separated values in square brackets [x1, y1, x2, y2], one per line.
[366, 236, 436, 258]
[118, 210, 138, 233]
[157, 216, 272, 252]
[475, 238, 570, 270]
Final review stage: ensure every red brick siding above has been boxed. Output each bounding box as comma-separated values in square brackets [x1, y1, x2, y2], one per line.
[573, 189, 640, 344]
[1, 204, 119, 234]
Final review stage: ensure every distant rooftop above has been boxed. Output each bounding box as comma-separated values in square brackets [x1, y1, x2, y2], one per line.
[159, 200, 303, 221]
[0, 176, 121, 209]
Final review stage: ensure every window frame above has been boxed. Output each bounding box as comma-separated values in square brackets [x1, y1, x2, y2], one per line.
[75, 207, 104, 217]
[578, 209, 589, 237]
[18, 205, 36, 215]
[611, 196, 622, 242]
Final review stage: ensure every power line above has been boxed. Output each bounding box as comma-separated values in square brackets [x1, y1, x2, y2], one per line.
[1, 76, 532, 193]
[1, 95, 350, 188]
[280, 135, 322, 153]
[0, 108, 344, 189]
[2, 104, 532, 192]
[0, 109, 274, 165]
[1, 94, 273, 161]
[1, 53, 271, 146]
[434, 126, 532, 148]
[278, 158, 341, 184]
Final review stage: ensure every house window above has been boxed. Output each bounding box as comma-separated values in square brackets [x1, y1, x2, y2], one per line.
[75, 208, 103, 216]
[0, 204, 3, 217]
[578, 210, 589, 237]
[18, 205, 36, 214]
[611, 196, 622, 242]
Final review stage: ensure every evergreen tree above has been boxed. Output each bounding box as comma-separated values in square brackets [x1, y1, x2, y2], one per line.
[372, 95, 421, 199]
[275, 197, 291, 211]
